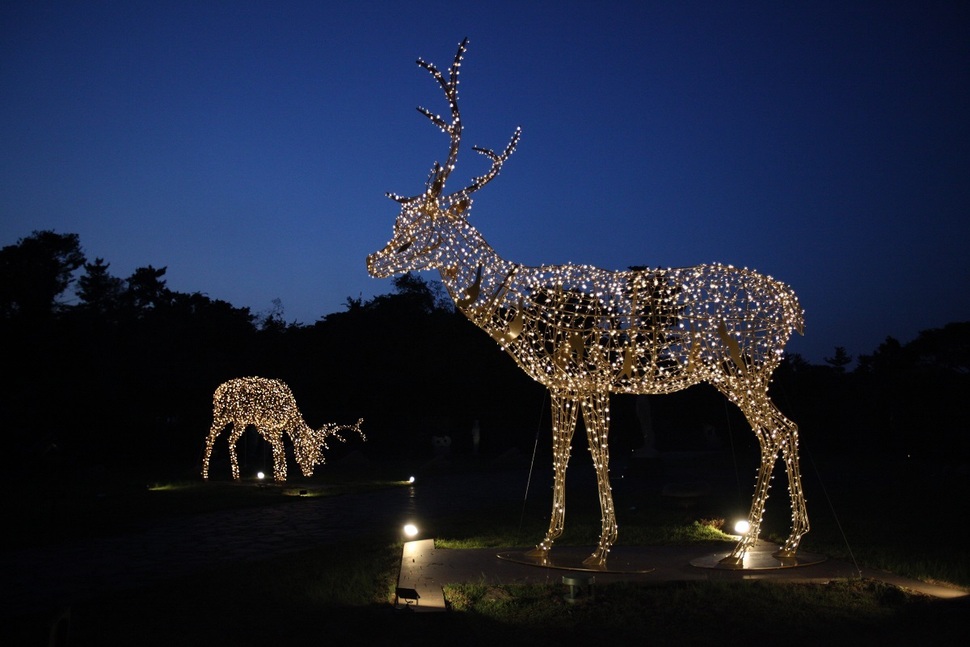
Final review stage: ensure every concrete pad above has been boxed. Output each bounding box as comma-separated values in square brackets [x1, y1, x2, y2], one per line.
[689, 541, 827, 570]
[398, 541, 968, 603]
[497, 549, 656, 573]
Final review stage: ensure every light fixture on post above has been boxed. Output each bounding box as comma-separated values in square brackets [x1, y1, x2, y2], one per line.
[394, 586, 421, 608]
[562, 574, 595, 604]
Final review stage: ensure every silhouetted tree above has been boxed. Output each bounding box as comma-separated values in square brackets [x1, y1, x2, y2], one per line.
[76, 257, 124, 317]
[390, 272, 438, 314]
[0, 230, 85, 319]
[258, 297, 288, 332]
[124, 265, 171, 313]
[849, 327, 970, 460]
[823, 346, 853, 373]
[906, 322, 970, 374]
[856, 336, 904, 375]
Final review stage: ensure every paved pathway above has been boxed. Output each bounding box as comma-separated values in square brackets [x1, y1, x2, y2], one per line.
[0, 469, 532, 618]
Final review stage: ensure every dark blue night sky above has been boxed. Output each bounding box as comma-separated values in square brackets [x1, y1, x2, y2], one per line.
[2, 1, 968, 363]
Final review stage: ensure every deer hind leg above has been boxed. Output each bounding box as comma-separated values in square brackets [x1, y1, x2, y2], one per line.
[202, 418, 226, 479]
[527, 392, 579, 561]
[581, 391, 617, 568]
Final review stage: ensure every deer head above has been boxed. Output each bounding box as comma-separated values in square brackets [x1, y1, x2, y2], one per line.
[289, 421, 323, 477]
[292, 418, 366, 478]
[367, 38, 520, 279]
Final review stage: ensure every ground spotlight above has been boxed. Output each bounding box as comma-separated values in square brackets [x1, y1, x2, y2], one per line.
[256, 471, 265, 480]
[403, 523, 419, 538]
[734, 520, 751, 535]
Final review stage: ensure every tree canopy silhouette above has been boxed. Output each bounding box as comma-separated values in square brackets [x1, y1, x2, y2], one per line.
[2, 231, 966, 480]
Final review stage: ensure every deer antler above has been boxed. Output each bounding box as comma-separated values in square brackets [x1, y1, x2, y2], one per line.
[461, 129, 521, 198]
[415, 37, 466, 199]
[388, 38, 520, 210]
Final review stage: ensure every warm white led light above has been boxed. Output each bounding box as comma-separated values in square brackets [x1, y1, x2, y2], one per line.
[202, 377, 365, 482]
[368, 39, 808, 568]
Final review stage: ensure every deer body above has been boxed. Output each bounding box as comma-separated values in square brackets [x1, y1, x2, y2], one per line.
[202, 377, 364, 482]
[368, 40, 808, 568]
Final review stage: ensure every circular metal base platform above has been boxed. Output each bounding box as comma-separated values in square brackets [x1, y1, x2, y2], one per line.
[497, 549, 655, 574]
[690, 546, 827, 570]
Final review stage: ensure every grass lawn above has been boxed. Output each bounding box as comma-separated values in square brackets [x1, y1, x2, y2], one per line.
[4, 452, 968, 646]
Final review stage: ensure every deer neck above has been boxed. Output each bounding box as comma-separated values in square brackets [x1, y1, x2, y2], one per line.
[436, 218, 515, 315]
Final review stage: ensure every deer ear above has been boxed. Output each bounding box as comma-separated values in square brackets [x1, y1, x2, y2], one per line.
[428, 168, 445, 197]
[447, 197, 471, 219]
[386, 192, 411, 204]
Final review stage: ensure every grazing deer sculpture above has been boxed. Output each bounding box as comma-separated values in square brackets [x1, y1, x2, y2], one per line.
[367, 39, 808, 568]
[202, 377, 364, 482]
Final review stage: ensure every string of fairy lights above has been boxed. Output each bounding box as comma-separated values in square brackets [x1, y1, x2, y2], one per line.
[202, 377, 364, 482]
[367, 39, 809, 568]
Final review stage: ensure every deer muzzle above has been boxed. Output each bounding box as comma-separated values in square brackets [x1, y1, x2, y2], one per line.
[366, 249, 394, 278]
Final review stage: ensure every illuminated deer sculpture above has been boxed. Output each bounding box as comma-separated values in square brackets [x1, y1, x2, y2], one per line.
[367, 39, 807, 568]
[202, 377, 364, 482]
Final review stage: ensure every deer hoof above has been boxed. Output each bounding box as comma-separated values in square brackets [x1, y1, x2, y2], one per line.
[525, 547, 550, 564]
[582, 550, 608, 569]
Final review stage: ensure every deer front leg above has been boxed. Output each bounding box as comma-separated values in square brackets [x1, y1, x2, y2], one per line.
[721, 398, 809, 567]
[201, 419, 224, 480]
[718, 385, 801, 568]
[227, 423, 246, 480]
[775, 407, 809, 558]
[527, 393, 578, 561]
[262, 429, 287, 482]
[582, 392, 617, 568]
[720, 428, 778, 568]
